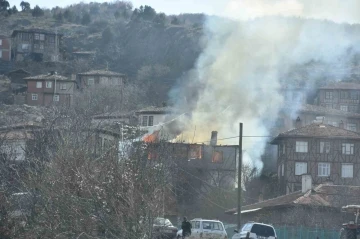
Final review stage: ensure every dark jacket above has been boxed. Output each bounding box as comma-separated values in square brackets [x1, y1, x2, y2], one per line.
[181, 220, 192, 234]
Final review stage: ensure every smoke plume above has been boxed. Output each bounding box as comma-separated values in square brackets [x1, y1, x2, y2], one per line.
[170, 0, 360, 171]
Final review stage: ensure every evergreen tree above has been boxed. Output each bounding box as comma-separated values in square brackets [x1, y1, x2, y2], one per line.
[81, 13, 91, 25]
[32, 5, 44, 17]
[0, 0, 9, 12]
[20, 1, 30, 11]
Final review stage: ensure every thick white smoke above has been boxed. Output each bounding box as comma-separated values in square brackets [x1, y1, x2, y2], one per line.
[172, 0, 360, 171]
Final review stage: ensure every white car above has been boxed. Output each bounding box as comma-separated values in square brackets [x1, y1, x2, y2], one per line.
[177, 218, 228, 239]
[232, 222, 277, 239]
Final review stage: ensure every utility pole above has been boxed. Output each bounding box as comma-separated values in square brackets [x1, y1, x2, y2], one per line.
[237, 123, 243, 230]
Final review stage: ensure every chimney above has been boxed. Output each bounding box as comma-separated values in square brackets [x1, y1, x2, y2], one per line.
[302, 174, 312, 193]
[295, 116, 301, 128]
[210, 131, 217, 146]
[339, 120, 344, 129]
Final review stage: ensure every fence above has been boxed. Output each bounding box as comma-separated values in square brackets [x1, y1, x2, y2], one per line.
[275, 226, 339, 239]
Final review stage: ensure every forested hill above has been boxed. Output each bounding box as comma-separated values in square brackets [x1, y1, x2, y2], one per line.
[0, 1, 204, 104]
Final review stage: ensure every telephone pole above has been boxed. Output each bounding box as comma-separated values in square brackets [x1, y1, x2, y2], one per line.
[237, 123, 243, 230]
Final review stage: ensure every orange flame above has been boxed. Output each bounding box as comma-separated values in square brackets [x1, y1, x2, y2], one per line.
[143, 130, 160, 143]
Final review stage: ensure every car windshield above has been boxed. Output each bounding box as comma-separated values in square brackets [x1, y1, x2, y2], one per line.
[202, 221, 223, 231]
[154, 218, 172, 226]
[250, 224, 275, 237]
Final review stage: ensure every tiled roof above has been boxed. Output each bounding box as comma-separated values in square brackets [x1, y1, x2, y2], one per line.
[78, 70, 125, 77]
[24, 74, 72, 81]
[320, 82, 360, 90]
[225, 184, 360, 214]
[11, 29, 63, 37]
[275, 123, 360, 139]
[136, 106, 173, 114]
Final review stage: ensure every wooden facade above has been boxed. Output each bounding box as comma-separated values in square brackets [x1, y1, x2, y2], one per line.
[272, 123, 360, 194]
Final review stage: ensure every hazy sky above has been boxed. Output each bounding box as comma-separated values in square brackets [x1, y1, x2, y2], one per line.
[8, 0, 221, 15]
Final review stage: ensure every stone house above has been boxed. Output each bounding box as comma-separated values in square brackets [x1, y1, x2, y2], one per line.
[225, 177, 360, 229]
[11, 29, 62, 62]
[24, 72, 75, 107]
[316, 82, 360, 113]
[272, 123, 360, 194]
[0, 35, 11, 61]
[77, 70, 126, 89]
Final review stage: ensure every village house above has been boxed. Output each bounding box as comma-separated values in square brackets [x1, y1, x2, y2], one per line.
[0, 35, 11, 61]
[272, 123, 360, 194]
[77, 70, 126, 89]
[24, 72, 75, 107]
[225, 175, 360, 229]
[11, 29, 62, 62]
[136, 105, 176, 127]
[316, 82, 360, 113]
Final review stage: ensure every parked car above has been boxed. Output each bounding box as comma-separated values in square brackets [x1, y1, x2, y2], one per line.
[232, 222, 277, 239]
[177, 218, 228, 239]
[152, 217, 178, 239]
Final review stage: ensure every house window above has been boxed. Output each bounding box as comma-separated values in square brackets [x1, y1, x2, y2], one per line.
[36, 81, 42, 88]
[340, 105, 348, 112]
[88, 78, 94, 85]
[318, 163, 330, 177]
[296, 141, 308, 153]
[53, 95, 59, 102]
[320, 141, 330, 153]
[349, 105, 357, 112]
[347, 123, 357, 132]
[142, 116, 148, 126]
[148, 116, 154, 126]
[60, 83, 67, 90]
[325, 104, 333, 109]
[21, 33, 29, 40]
[40, 34, 45, 40]
[342, 164, 354, 178]
[21, 44, 30, 50]
[350, 91, 358, 100]
[295, 162, 307, 176]
[340, 91, 349, 99]
[39, 43, 44, 50]
[48, 36, 55, 43]
[31, 94, 38, 100]
[34, 33, 40, 40]
[342, 143, 354, 155]
[46, 81, 52, 88]
[282, 144, 286, 154]
[325, 91, 333, 99]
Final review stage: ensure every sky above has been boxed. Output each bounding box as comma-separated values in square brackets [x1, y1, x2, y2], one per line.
[8, 0, 222, 15]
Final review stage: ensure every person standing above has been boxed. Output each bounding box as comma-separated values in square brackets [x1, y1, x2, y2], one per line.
[181, 217, 192, 239]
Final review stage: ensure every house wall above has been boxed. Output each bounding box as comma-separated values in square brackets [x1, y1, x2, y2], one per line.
[12, 31, 62, 61]
[26, 80, 74, 106]
[138, 113, 167, 126]
[79, 75, 124, 89]
[277, 137, 360, 194]
[318, 89, 360, 113]
[0, 37, 11, 61]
